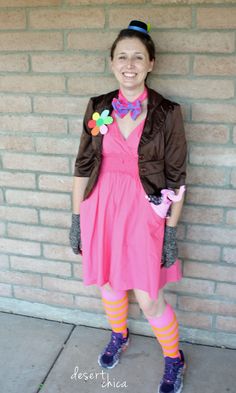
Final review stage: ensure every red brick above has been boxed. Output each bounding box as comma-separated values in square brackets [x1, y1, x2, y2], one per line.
[185, 123, 229, 144]
[10, 256, 71, 276]
[14, 286, 74, 307]
[226, 211, 236, 226]
[197, 8, 236, 29]
[0, 115, 67, 134]
[0, 32, 62, 51]
[40, 210, 70, 228]
[150, 78, 234, 99]
[67, 76, 118, 96]
[192, 103, 236, 123]
[187, 166, 227, 186]
[168, 277, 215, 294]
[186, 187, 236, 208]
[178, 242, 220, 262]
[0, 0, 60, 6]
[194, 55, 236, 76]
[34, 96, 88, 116]
[152, 32, 234, 54]
[0, 10, 26, 30]
[110, 7, 191, 28]
[162, 293, 177, 308]
[187, 225, 236, 246]
[36, 137, 78, 155]
[176, 223, 185, 241]
[190, 146, 236, 167]
[2, 153, 69, 174]
[233, 127, 236, 144]
[0, 238, 40, 256]
[0, 270, 41, 287]
[0, 136, 33, 152]
[0, 222, 5, 236]
[0, 96, 30, 113]
[178, 296, 236, 316]
[0, 283, 12, 296]
[0, 54, 28, 72]
[216, 283, 236, 299]
[0, 206, 38, 224]
[222, 248, 236, 264]
[0, 254, 9, 270]
[29, 9, 105, 29]
[43, 276, 100, 297]
[0, 171, 36, 189]
[73, 263, 83, 279]
[231, 169, 236, 187]
[32, 54, 104, 73]
[0, 75, 65, 93]
[67, 0, 145, 4]
[176, 310, 212, 329]
[74, 295, 103, 313]
[67, 31, 117, 51]
[153, 55, 189, 75]
[152, 0, 236, 3]
[216, 316, 236, 333]
[38, 174, 72, 192]
[184, 261, 236, 283]
[182, 205, 223, 225]
[8, 223, 69, 245]
[6, 190, 70, 210]
[69, 118, 83, 135]
[43, 244, 79, 262]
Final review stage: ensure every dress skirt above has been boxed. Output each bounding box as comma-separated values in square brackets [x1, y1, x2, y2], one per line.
[80, 115, 181, 300]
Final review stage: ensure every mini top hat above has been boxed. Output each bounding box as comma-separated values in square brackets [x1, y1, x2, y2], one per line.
[127, 20, 151, 36]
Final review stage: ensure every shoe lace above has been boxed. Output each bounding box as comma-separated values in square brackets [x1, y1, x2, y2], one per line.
[104, 332, 123, 355]
[163, 358, 181, 384]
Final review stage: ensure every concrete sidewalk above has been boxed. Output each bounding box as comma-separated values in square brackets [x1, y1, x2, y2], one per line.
[0, 312, 235, 393]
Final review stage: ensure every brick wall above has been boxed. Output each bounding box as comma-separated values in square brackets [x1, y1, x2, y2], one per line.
[0, 0, 236, 348]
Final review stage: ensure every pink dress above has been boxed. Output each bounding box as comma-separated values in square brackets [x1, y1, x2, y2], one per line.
[80, 114, 181, 300]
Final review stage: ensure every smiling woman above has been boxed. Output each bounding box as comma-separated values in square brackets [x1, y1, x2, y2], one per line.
[70, 20, 187, 393]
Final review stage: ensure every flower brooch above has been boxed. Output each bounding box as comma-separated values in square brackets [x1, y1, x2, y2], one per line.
[88, 110, 113, 136]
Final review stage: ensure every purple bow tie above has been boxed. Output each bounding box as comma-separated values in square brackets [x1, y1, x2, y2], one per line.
[112, 98, 142, 120]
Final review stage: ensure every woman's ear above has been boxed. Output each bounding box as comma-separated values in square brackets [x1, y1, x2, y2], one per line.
[109, 58, 114, 73]
[148, 59, 155, 73]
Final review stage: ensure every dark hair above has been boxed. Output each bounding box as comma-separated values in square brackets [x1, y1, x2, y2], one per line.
[110, 29, 156, 61]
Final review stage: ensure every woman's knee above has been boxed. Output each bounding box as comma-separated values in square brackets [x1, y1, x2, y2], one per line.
[134, 289, 166, 318]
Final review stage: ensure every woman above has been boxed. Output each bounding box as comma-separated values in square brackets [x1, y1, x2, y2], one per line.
[70, 20, 187, 393]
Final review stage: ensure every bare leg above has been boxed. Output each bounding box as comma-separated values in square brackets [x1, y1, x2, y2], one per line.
[133, 288, 166, 318]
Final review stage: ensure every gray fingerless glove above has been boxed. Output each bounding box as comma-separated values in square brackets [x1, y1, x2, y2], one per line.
[161, 226, 178, 268]
[69, 213, 82, 255]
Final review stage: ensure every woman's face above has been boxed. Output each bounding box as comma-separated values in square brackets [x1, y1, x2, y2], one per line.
[111, 37, 154, 91]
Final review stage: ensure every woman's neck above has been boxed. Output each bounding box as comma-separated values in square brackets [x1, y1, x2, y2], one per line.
[119, 85, 146, 102]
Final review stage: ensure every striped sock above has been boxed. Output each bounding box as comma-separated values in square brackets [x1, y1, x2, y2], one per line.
[147, 303, 180, 358]
[100, 287, 128, 338]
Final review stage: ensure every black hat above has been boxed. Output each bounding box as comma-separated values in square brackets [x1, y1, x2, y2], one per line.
[128, 20, 150, 36]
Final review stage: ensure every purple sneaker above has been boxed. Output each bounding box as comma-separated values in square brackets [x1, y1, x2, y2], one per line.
[98, 329, 130, 369]
[158, 350, 186, 393]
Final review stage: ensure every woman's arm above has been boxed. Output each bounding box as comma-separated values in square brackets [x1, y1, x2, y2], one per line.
[72, 176, 89, 214]
[166, 188, 185, 227]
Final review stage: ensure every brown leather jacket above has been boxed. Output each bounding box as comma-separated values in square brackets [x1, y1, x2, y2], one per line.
[74, 86, 187, 200]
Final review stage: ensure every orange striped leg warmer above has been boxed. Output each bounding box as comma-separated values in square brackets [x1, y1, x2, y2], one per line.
[100, 286, 128, 338]
[147, 303, 180, 359]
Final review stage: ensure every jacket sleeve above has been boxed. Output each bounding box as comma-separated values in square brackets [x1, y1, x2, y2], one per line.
[164, 104, 187, 189]
[74, 98, 95, 177]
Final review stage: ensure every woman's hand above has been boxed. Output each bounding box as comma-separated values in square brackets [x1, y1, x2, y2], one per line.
[69, 213, 82, 254]
[161, 225, 178, 268]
